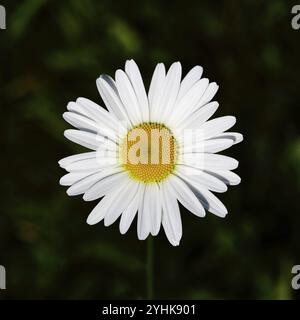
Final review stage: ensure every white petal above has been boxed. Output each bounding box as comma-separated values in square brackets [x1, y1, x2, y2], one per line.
[63, 112, 99, 132]
[168, 174, 205, 217]
[58, 152, 96, 169]
[195, 82, 219, 111]
[67, 101, 90, 118]
[143, 184, 162, 236]
[181, 138, 233, 154]
[96, 75, 131, 124]
[125, 59, 149, 122]
[59, 171, 96, 186]
[205, 170, 241, 186]
[194, 116, 236, 141]
[176, 65, 203, 102]
[115, 69, 141, 125]
[119, 185, 141, 234]
[67, 166, 122, 195]
[194, 186, 228, 217]
[64, 129, 106, 150]
[65, 156, 117, 172]
[137, 185, 150, 240]
[148, 63, 166, 122]
[178, 176, 228, 217]
[161, 180, 182, 245]
[176, 165, 228, 193]
[95, 140, 119, 153]
[214, 132, 243, 145]
[159, 62, 182, 122]
[180, 153, 239, 171]
[63, 112, 118, 144]
[104, 180, 139, 227]
[86, 180, 128, 225]
[162, 218, 179, 246]
[83, 171, 128, 201]
[178, 102, 219, 130]
[169, 78, 209, 126]
[86, 196, 111, 225]
[76, 97, 125, 132]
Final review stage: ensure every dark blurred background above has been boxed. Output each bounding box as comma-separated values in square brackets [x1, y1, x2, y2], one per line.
[1, 0, 300, 299]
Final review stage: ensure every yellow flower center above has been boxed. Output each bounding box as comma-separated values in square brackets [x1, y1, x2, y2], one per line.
[119, 122, 177, 183]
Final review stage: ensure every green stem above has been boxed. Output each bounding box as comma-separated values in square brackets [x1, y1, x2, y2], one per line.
[146, 236, 154, 299]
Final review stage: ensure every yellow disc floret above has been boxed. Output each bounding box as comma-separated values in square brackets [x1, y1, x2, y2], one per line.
[119, 122, 177, 183]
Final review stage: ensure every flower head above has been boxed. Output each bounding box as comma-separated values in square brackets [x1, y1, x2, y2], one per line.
[59, 60, 243, 246]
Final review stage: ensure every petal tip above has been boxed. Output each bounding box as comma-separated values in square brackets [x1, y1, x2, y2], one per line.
[86, 216, 94, 225]
[59, 176, 65, 185]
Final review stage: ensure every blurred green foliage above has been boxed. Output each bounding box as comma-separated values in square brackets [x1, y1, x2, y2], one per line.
[0, 0, 300, 299]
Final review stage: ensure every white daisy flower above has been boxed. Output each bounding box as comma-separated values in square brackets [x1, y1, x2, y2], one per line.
[59, 60, 243, 246]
